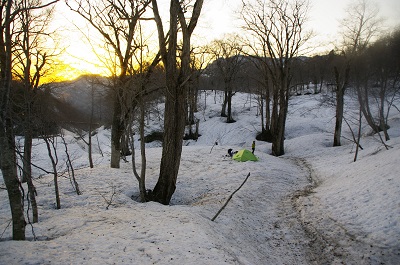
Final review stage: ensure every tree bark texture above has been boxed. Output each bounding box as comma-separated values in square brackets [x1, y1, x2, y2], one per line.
[0, 123, 26, 240]
[152, 84, 187, 204]
[333, 65, 350, 147]
[271, 72, 289, 156]
[110, 86, 125, 168]
[151, 0, 203, 204]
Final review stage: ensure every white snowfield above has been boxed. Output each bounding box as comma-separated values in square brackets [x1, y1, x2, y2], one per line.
[0, 92, 399, 264]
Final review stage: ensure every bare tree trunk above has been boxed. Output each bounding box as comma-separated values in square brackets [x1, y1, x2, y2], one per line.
[61, 135, 80, 195]
[23, 131, 38, 223]
[88, 125, 93, 168]
[139, 100, 147, 201]
[333, 86, 344, 147]
[357, 84, 380, 133]
[88, 84, 94, 168]
[354, 105, 363, 162]
[151, 0, 203, 204]
[43, 137, 61, 209]
[110, 89, 124, 168]
[333, 65, 350, 147]
[153, 7, 186, 201]
[131, 95, 148, 202]
[227, 89, 234, 123]
[67, 0, 151, 169]
[22, 129, 32, 183]
[0, 122, 26, 239]
[379, 80, 390, 141]
[220, 90, 228, 117]
[241, 0, 309, 154]
[259, 85, 273, 142]
[152, 86, 187, 204]
[271, 80, 288, 156]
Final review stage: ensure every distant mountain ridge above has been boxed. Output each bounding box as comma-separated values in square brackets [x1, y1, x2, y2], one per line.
[50, 75, 113, 126]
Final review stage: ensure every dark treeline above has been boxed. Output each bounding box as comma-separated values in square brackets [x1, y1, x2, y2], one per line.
[202, 30, 400, 98]
[5, 28, 398, 157]
[13, 28, 399, 145]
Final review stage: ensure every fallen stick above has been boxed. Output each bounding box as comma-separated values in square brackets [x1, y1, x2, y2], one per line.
[211, 172, 251, 221]
[209, 141, 218, 153]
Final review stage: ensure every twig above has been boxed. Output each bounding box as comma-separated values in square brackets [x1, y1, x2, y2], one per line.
[209, 141, 218, 153]
[343, 116, 363, 150]
[97, 185, 117, 210]
[0, 219, 12, 239]
[211, 172, 251, 221]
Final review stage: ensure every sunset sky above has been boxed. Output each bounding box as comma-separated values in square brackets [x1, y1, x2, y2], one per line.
[52, 0, 400, 80]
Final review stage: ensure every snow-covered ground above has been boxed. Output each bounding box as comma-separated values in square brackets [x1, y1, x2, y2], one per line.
[0, 91, 399, 264]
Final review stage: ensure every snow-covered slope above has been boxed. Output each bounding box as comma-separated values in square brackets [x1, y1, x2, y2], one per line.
[0, 91, 399, 264]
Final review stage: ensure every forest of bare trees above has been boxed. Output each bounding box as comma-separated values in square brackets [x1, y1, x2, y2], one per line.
[1, 0, 399, 241]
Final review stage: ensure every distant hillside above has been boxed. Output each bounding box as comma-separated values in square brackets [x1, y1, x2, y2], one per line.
[50, 75, 113, 127]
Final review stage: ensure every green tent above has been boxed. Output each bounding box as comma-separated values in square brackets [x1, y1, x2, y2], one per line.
[232, 149, 258, 162]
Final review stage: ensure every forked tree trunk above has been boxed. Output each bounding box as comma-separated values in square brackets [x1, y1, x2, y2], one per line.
[44, 137, 61, 209]
[357, 85, 380, 134]
[151, 0, 203, 204]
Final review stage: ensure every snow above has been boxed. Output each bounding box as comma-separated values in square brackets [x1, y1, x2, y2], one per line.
[1, 91, 399, 264]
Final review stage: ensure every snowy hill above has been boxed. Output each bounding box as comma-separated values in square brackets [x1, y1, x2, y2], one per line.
[0, 91, 399, 264]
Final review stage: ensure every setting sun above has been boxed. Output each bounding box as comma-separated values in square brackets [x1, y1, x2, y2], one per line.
[51, 53, 110, 82]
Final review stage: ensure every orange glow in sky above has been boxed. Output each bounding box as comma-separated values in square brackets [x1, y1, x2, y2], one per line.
[49, 0, 400, 82]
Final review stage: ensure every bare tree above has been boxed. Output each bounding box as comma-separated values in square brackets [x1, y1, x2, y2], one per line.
[66, 0, 151, 168]
[0, 0, 57, 241]
[242, 48, 273, 141]
[150, 0, 204, 204]
[336, 0, 383, 147]
[340, 0, 382, 55]
[362, 29, 400, 141]
[61, 134, 80, 195]
[43, 135, 61, 209]
[209, 35, 244, 123]
[332, 51, 350, 147]
[241, 0, 311, 156]
[128, 21, 163, 202]
[68, 0, 160, 201]
[70, 77, 102, 169]
[186, 45, 210, 140]
[12, 0, 57, 223]
[0, 1, 26, 240]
